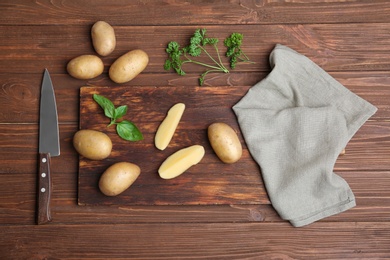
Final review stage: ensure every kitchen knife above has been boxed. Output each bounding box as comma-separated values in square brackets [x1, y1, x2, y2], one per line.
[37, 68, 60, 225]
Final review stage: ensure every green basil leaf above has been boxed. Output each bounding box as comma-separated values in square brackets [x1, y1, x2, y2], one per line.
[93, 94, 115, 119]
[116, 120, 143, 141]
[114, 105, 128, 119]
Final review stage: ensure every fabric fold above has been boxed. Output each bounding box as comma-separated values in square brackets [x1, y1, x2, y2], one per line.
[233, 44, 377, 227]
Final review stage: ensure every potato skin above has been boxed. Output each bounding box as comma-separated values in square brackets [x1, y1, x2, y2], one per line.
[91, 21, 116, 56]
[99, 162, 141, 196]
[208, 122, 242, 164]
[109, 49, 149, 84]
[67, 55, 104, 79]
[73, 129, 112, 160]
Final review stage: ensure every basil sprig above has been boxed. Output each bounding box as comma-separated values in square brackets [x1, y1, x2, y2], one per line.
[93, 94, 143, 141]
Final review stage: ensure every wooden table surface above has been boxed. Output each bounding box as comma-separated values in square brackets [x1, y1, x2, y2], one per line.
[1, 1, 390, 259]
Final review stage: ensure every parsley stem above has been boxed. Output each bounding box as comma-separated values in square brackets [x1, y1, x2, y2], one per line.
[198, 45, 220, 67]
[242, 52, 251, 61]
[237, 51, 254, 63]
[238, 58, 256, 64]
[199, 69, 225, 85]
[198, 45, 229, 73]
[202, 69, 224, 77]
[213, 44, 229, 73]
[183, 55, 227, 72]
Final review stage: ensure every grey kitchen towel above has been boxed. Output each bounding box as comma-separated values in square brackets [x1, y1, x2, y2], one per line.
[233, 44, 377, 227]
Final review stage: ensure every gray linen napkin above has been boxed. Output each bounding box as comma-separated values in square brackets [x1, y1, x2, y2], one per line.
[233, 44, 377, 227]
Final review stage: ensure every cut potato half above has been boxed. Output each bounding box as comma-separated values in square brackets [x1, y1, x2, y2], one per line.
[158, 145, 205, 179]
[155, 103, 185, 150]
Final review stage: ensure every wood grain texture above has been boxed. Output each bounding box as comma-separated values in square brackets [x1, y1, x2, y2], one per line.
[78, 86, 266, 205]
[2, 169, 390, 225]
[1, 71, 390, 124]
[1, 24, 390, 74]
[1, 0, 390, 25]
[1, 0, 390, 259]
[1, 223, 390, 259]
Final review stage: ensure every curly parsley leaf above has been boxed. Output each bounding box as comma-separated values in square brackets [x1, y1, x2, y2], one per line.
[165, 41, 186, 76]
[224, 32, 254, 69]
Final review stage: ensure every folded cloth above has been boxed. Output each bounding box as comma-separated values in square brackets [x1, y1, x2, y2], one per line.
[233, 44, 377, 227]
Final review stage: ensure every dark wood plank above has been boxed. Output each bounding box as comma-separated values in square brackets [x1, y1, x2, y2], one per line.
[1, 71, 390, 124]
[335, 121, 390, 171]
[1, 24, 390, 74]
[2, 121, 388, 175]
[2, 169, 390, 225]
[0, 124, 78, 175]
[1, 222, 390, 259]
[1, 0, 390, 25]
[78, 85, 266, 206]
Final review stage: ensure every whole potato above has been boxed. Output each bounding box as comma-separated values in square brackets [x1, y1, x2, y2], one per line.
[208, 122, 242, 164]
[91, 21, 116, 56]
[67, 55, 104, 80]
[109, 49, 149, 84]
[73, 129, 112, 160]
[99, 162, 141, 196]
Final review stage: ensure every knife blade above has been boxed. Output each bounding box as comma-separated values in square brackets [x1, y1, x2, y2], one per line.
[37, 68, 60, 225]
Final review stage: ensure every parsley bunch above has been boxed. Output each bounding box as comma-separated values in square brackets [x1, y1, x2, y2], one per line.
[224, 33, 254, 69]
[165, 29, 244, 86]
[93, 94, 143, 141]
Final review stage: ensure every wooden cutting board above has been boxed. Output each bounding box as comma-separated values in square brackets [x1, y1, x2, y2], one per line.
[78, 85, 266, 206]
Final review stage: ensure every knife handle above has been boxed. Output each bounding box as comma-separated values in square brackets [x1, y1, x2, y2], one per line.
[37, 153, 52, 224]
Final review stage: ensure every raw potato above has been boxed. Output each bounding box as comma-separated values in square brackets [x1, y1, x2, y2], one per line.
[208, 122, 242, 164]
[67, 55, 104, 80]
[155, 103, 185, 150]
[91, 21, 116, 56]
[73, 129, 112, 160]
[109, 49, 149, 83]
[159, 145, 205, 180]
[99, 162, 141, 196]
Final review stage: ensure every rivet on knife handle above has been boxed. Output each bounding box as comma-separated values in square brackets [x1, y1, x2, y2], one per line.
[37, 153, 52, 224]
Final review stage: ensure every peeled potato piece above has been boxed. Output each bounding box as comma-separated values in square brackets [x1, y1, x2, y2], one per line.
[155, 103, 185, 150]
[159, 145, 205, 179]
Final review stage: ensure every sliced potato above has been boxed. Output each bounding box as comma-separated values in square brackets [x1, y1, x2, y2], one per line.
[155, 103, 185, 150]
[158, 145, 205, 180]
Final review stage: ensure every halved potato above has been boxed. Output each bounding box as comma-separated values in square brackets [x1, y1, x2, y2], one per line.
[158, 145, 205, 179]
